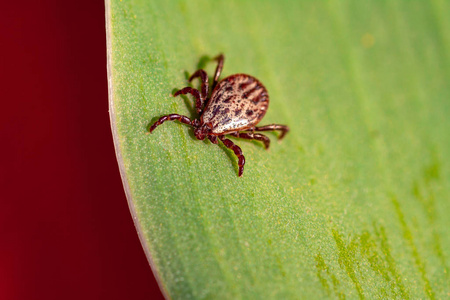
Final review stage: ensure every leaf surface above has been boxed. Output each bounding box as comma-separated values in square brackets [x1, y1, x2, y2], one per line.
[106, 0, 450, 298]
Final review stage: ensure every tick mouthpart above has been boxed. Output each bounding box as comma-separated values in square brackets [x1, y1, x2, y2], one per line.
[194, 123, 213, 140]
[194, 127, 207, 140]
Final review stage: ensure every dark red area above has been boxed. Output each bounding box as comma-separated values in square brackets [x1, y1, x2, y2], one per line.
[0, 2, 164, 299]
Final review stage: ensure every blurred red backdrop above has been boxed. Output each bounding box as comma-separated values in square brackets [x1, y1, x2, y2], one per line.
[0, 1, 164, 299]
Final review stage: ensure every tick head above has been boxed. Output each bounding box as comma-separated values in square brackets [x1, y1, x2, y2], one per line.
[194, 123, 211, 140]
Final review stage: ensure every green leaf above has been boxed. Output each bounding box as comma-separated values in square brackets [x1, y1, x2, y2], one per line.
[106, 0, 450, 298]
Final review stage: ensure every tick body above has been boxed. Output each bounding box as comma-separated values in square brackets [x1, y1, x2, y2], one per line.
[149, 54, 289, 176]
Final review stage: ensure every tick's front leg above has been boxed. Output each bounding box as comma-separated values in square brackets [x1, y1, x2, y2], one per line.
[212, 54, 224, 91]
[219, 135, 245, 177]
[149, 114, 195, 133]
[189, 70, 209, 108]
[173, 87, 203, 115]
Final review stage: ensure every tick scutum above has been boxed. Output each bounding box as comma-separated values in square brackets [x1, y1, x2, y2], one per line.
[203, 74, 269, 135]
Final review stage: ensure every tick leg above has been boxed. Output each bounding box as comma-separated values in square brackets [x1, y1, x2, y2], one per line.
[208, 135, 218, 144]
[219, 135, 245, 177]
[228, 132, 271, 149]
[254, 124, 290, 140]
[189, 70, 209, 108]
[173, 87, 203, 114]
[149, 114, 194, 133]
[211, 54, 224, 91]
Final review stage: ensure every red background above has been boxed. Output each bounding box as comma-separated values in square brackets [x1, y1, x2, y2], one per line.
[1, 1, 164, 299]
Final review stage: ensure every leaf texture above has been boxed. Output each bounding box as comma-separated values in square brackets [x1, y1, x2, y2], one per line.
[106, 0, 450, 298]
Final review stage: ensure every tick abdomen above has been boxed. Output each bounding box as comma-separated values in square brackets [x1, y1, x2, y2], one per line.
[202, 74, 269, 134]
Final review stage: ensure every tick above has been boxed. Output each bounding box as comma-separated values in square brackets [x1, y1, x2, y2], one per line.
[149, 54, 289, 176]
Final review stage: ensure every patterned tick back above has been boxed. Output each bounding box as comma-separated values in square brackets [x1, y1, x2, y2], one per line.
[202, 74, 269, 135]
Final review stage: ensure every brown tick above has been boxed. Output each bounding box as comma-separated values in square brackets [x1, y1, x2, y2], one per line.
[149, 54, 289, 176]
